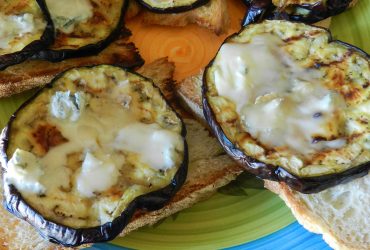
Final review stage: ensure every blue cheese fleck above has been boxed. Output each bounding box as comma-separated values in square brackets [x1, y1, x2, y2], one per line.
[50, 91, 87, 122]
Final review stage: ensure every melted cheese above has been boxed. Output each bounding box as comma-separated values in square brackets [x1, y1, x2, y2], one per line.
[5, 149, 45, 194]
[46, 0, 93, 33]
[0, 13, 38, 49]
[9, 91, 182, 198]
[43, 89, 182, 196]
[114, 123, 184, 170]
[43, 97, 130, 196]
[77, 152, 119, 197]
[213, 34, 347, 156]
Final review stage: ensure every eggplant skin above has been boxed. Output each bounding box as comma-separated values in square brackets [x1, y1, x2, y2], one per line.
[242, 0, 356, 26]
[137, 0, 210, 13]
[0, 65, 188, 246]
[0, 0, 54, 70]
[33, 0, 129, 62]
[202, 20, 369, 193]
[241, 0, 274, 26]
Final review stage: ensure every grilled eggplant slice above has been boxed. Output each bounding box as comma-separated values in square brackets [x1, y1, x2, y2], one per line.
[242, 0, 357, 26]
[0, 0, 54, 70]
[0, 65, 188, 246]
[137, 0, 209, 13]
[34, 0, 129, 61]
[203, 20, 369, 193]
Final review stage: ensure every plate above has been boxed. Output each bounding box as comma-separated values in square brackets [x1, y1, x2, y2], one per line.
[0, 0, 368, 249]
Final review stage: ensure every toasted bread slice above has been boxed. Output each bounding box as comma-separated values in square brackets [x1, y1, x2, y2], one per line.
[0, 58, 242, 249]
[176, 71, 370, 250]
[139, 0, 230, 35]
[0, 38, 144, 98]
[265, 179, 369, 250]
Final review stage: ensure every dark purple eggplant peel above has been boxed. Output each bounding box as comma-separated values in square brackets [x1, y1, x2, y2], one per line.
[0, 65, 188, 246]
[136, 0, 210, 13]
[33, 0, 130, 62]
[242, 0, 357, 26]
[0, 0, 54, 70]
[242, 0, 275, 25]
[202, 20, 369, 193]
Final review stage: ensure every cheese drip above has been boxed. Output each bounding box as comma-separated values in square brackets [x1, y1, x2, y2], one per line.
[213, 34, 347, 156]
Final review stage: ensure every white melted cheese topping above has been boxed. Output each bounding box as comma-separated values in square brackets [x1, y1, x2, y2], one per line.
[0, 13, 40, 50]
[213, 34, 347, 156]
[114, 123, 183, 170]
[5, 149, 45, 194]
[7, 87, 182, 197]
[46, 0, 93, 33]
[76, 152, 119, 197]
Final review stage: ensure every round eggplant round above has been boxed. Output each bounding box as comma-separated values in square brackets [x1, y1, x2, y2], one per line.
[242, 0, 357, 26]
[0, 0, 54, 70]
[33, 0, 130, 62]
[0, 65, 188, 246]
[136, 0, 210, 13]
[203, 20, 369, 193]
